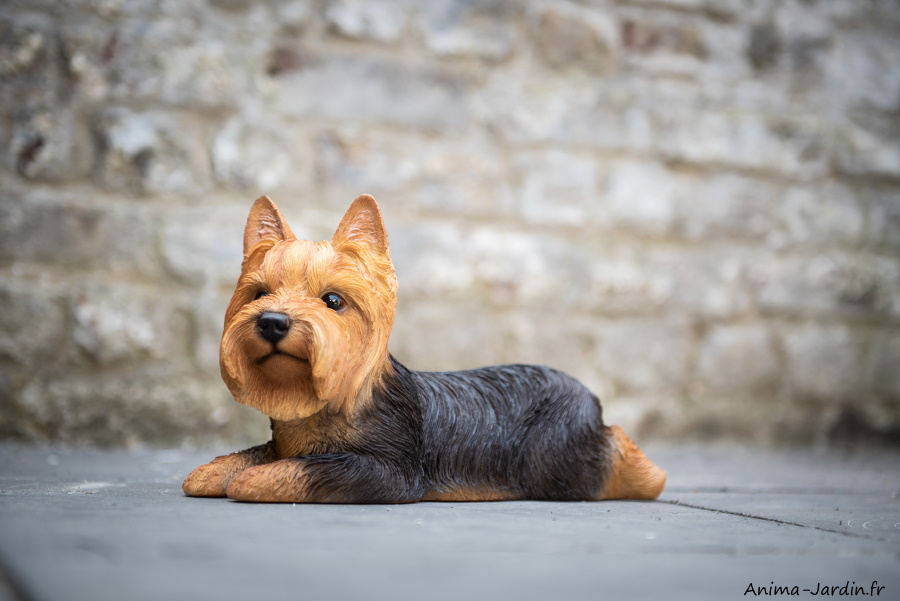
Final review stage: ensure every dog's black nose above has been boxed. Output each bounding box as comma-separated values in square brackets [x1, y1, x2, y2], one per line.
[257, 312, 291, 344]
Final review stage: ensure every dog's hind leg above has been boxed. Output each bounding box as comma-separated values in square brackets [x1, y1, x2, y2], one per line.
[596, 426, 666, 501]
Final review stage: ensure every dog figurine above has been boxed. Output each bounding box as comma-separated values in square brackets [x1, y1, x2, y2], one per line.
[183, 195, 666, 503]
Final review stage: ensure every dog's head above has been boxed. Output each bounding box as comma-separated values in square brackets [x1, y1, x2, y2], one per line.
[220, 195, 398, 421]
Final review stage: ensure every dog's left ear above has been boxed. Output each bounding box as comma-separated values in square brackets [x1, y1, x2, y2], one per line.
[244, 196, 296, 259]
[332, 194, 389, 255]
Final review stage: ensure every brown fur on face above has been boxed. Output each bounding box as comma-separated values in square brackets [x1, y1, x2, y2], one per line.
[219, 195, 398, 421]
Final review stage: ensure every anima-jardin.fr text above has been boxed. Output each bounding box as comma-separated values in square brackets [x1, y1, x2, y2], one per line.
[745, 581, 886, 597]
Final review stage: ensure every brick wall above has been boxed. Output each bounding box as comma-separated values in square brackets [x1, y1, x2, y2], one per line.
[1, 0, 898, 447]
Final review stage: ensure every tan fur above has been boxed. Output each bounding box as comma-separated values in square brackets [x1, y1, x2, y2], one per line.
[422, 487, 524, 502]
[226, 460, 309, 503]
[597, 426, 667, 501]
[269, 413, 361, 458]
[243, 195, 296, 260]
[219, 194, 397, 422]
[182, 444, 275, 497]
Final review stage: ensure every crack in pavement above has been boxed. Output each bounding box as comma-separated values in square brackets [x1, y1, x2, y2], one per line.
[658, 499, 897, 545]
[664, 486, 900, 496]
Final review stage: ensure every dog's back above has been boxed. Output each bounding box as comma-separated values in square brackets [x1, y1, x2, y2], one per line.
[378, 358, 664, 502]
[400, 360, 615, 501]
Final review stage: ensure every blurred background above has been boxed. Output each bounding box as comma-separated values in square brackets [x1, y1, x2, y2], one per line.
[0, 0, 898, 449]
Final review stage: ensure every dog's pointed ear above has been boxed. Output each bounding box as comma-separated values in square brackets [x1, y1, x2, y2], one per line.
[244, 196, 296, 258]
[332, 194, 389, 255]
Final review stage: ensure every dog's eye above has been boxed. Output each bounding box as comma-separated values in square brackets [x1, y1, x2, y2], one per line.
[254, 290, 269, 301]
[321, 292, 344, 311]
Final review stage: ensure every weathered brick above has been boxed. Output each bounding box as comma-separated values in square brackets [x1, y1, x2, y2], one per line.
[620, 0, 723, 11]
[619, 8, 709, 77]
[16, 369, 267, 446]
[0, 279, 67, 369]
[316, 128, 432, 196]
[389, 222, 471, 299]
[270, 0, 312, 31]
[70, 282, 189, 367]
[5, 107, 92, 182]
[90, 4, 274, 108]
[393, 305, 603, 401]
[189, 288, 232, 375]
[655, 109, 829, 175]
[0, 0, 898, 446]
[93, 108, 212, 195]
[492, 310, 601, 382]
[601, 160, 677, 236]
[0, 18, 92, 182]
[591, 316, 694, 396]
[588, 244, 755, 318]
[868, 189, 900, 247]
[770, 183, 866, 247]
[586, 252, 675, 316]
[159, 203, 246, 286]
[478, 75, 655, 151]
[764, 5, 833, 102]
[871, 328, 900, 402]
[750, 252, 900, 319]
[273, 53, 469, 131]
[652, 177, 858, 253]
[696, 323, 781, 399]
[213, 110, 314, 193]
[746, 23, 781, 72]
[0, 16, 59, 104]
[784, 323, 871, 404]
[58, 23, 115, 103]
[609, 167, 859, 249]
[325, 0, 409, 43]
[513, 149, 600, 227]
[390, 300, 511, 372]
[390, 221, 590, 308]
[316, 128, 512, 217]
[834, 122, 900, 179]
[833, 28, 900, 115]
[0, 189, 160, 277]
[674, 173, 780, 241]
[620, 12, 750, 87]
[420, 0, 518, 59]
[532, 1, 617, 74]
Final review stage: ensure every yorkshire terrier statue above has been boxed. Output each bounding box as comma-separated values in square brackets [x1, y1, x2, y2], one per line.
[183, 195, 666, 503]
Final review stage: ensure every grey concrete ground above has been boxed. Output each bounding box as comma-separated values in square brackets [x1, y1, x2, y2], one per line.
[0, 443, 898, 601]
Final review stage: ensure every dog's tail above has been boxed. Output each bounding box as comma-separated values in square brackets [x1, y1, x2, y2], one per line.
[598, 425, 667, 500]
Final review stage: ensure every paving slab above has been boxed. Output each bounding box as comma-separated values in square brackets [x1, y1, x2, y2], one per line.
[0, 443, 898, 601]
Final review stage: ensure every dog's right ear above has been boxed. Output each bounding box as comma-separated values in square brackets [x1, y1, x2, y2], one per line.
[243, 196, 296, 259]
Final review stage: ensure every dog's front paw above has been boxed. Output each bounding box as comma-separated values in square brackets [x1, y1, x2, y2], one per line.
[226, 460, 306, 503]
[182, 460, 240, 498]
